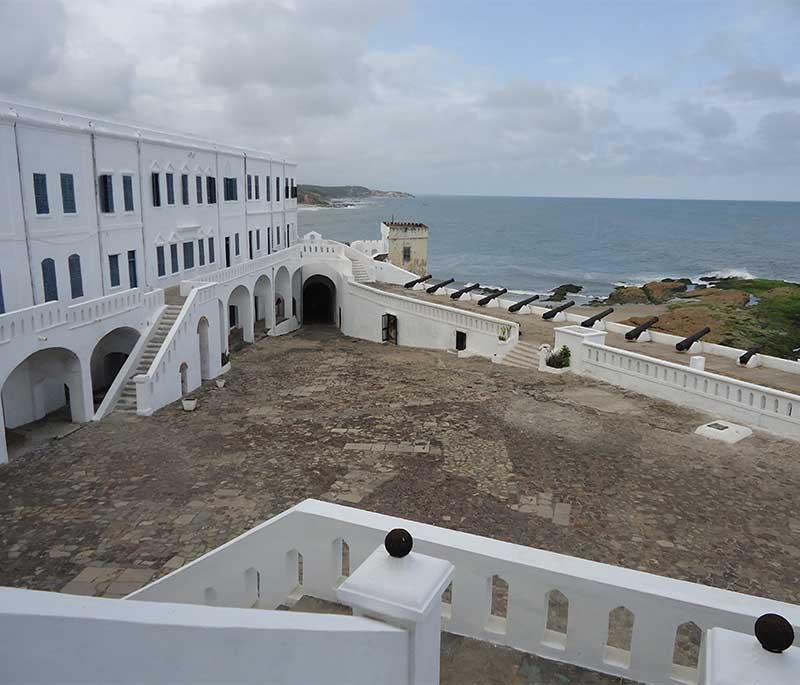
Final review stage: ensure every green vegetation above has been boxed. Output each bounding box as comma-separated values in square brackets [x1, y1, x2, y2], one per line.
[546, 345, 572, 369]
[297, 185, 413, 206]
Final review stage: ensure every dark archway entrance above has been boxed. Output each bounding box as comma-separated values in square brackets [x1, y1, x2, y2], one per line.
[302, 275, 336, 324]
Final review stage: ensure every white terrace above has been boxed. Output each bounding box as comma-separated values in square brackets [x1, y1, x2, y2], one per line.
[2, 500, 798, 684]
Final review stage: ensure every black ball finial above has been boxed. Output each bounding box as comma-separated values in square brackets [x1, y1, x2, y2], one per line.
[384, 528, 413, 558]
[754, 613, 795, 653]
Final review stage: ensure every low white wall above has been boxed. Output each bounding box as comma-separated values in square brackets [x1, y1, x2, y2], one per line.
[344, 282, 518, 359]
[0, 587, 407, 685]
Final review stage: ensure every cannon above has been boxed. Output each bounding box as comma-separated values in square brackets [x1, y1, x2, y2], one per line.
[403, 274, 432, 289]
[426, 278, 455, 294]
[508, 294, 540, 312]
[580, 307, 614, 328]
[739, 347, 761, 365]
[477, 288, 508, 306]
[625, 316, 659, 341]
[542, 300, 575, 320]
[450, 283, 480, 299]
[675, 326, 711, 352]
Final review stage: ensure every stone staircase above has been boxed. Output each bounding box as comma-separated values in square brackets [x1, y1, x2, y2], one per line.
[499, 340, 540, 371]
[349, 258, 371, 283]
[115, 304, 182, 413]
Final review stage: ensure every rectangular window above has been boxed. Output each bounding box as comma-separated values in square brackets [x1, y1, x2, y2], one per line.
[156, 245, 166, 277]
[285, 177, 289, 199]
[223, 177, 238, 201]
[208, 237, 215, 263]
[267, 226, 271, 254]
[181, 174, 190, 205]
[123, 175, 134, 211]
[234, 232, 240, 255]
[286, 224, 290, 247]
[256, 230, 260, 251]
[266, 175, 271, 201]
[166, 173, 175, 205]
[276, 176, 280, 202]
[109, 254, 121, 287]
[68, 254, 83, 299]
[403, 246, 412, 262]
[276, 225, 280, 245]
[207, 176, 217, 204]
[152, 172, 161, 207]
[183, 241, 194, 269]
[254, 175, 260, 199]
[128, 250, 138, 288]
[248, 230, 253, 259]
[196, 175, 203, 204]
[170, 243, 179, 273]
[98, 174, 114, 213]
[33, 173, 49, 214]
[225, 236, 231, 267]
[198, 239, 206, 266]
[60, 173, 76, 214]
[247, 174, 253, 200]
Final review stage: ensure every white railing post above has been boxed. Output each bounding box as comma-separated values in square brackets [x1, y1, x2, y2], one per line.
[337, 529, 453, 685]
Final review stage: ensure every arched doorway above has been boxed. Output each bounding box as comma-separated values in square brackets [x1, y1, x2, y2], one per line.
[227, 284, 253, 349]
[90, 327, 140, 408]
[302, 275, 336, 324]
[197, 317, 210, 380]
[179, 362, 189, 395]
[1, 347, 87, 463]
[275, 266, 291, 324]
[254, 275, 272, 333]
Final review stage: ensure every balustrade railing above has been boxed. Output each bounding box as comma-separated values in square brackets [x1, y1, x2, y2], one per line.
[130, 500, 800, 685]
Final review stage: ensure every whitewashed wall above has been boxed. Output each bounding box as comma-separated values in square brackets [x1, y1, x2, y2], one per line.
[0, 587, 407, 685]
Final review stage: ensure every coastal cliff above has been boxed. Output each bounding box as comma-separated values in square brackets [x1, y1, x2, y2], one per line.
[298, 184, 413, 207]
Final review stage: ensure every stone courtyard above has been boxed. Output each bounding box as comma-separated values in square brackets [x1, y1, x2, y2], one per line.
[2, 325, 799, 616]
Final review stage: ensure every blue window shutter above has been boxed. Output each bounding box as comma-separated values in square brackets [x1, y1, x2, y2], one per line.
[128, 250, 138, 288]
[33, 173, 49, 214]
[198, 239, 205, 266]
[60, 174, 76, 214]
[123, 175, 135, 211]
[109, 254, 120, 287]
[42, 258, 58, 301]
[156, 246, 166, 276]
[208, 237, 215, 263]
[68, 254, 83, 298]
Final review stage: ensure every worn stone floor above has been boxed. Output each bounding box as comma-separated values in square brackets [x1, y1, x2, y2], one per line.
[2, 325, 799, 612]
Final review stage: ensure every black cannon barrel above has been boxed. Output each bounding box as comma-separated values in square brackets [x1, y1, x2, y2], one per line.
[675, 326, 711, 352]
[508, 294, 540, 312]
[477, 288, 508, 306]
[580, 307, 614, 328]
[403, 274, 432, 289]
[739, 347, 761, 365]
[625, 316, 659, 341]
[450, 283, 480, 299]
[426, 278, 455, 294]
[542, 300, 575, 320]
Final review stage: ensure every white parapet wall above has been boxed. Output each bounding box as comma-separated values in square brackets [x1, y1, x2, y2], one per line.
[129, 499, 800, 685]
[0, 587, 407, 685]
[552, 325, 800, 441]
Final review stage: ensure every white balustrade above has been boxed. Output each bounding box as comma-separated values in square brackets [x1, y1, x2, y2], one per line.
[129, 499, 800, 685]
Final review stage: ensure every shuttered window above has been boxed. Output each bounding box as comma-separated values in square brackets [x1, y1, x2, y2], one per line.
[109, 254, 121, 287]
[42, 258, 58, 301]
[234, 232, 240, 255]
[128, 250, 138, 288]
[266, 175, 271, 201]
[208, 237, 215, 263]
[98, 174, 114, 213]
[166, 173, 175, 205]
[183, 241, 195, 269]
[223, 177, 238, 201]
[123, 175, 135, 211]
[207, 176, 217, 204]
[33, 173, 49, 214]
[181, 174, 190, 205]
[152, 173, 161, 207]
[68, 254, 83, 298]
[170, 244, 179, 273]
[254, 175, 260, 199]
[60, 173, 76, 214]
[285, 177, 289, 199]
[196, 175, 203, 204]
[247, 174, 253, 200]
[156, 245, 166, 277]
[198, 239, 205, 266]
[275, 176, 280, 202]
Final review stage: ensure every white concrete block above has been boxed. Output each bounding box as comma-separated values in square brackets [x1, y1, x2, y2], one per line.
[689, 355, 706, 371]
[695, 420, 753, 444]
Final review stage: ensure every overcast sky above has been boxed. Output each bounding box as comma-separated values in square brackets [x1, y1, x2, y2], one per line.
[1, 0, 799, 200]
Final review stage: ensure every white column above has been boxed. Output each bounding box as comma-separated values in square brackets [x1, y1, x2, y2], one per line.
[69, 360, 95, 423]
[337, 533, 454, 685]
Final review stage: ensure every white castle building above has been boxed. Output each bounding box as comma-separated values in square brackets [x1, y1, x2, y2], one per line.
[2, 101, 800, 684]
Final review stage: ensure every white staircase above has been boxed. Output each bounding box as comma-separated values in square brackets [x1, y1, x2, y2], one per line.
[115, 304, 182, 413]
[499, 340, 540, 371]
[349, 258, 371, 283]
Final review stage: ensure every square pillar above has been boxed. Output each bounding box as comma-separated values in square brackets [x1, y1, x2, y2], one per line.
[337, 533, 454, 685]
[552, 325, 607, 374]
[702, 624, 798, 684]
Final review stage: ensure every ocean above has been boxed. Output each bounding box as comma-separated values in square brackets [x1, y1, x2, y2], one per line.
[299, 195, 800, 300]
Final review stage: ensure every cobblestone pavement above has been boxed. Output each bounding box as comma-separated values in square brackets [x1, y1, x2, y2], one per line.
[2, 326, 799, 614]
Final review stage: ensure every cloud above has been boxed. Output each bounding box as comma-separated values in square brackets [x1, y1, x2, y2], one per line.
[757, 110, 800, 147]
[676, 102, 737, 139]
[722, 66, 800, 99]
